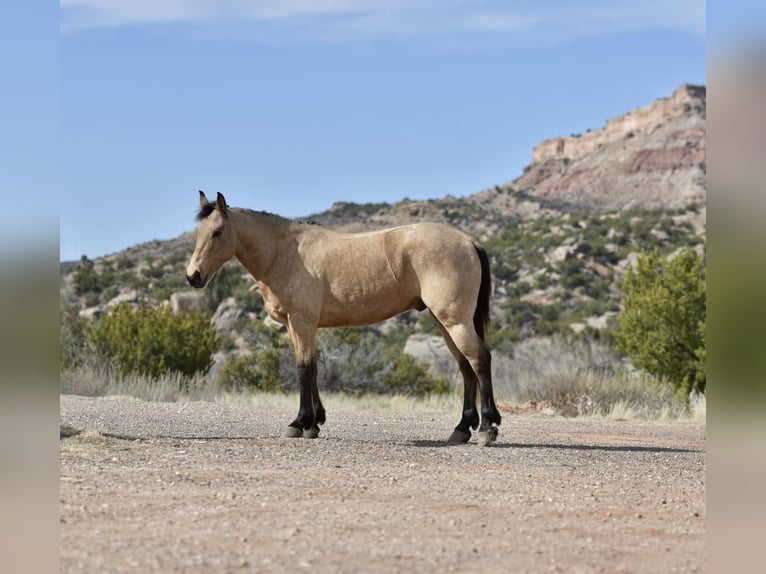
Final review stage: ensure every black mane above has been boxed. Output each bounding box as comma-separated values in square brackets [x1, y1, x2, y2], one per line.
[195, 203, 318, 225]
[196, 203, 217, 221]
[240, 208, 319, 226]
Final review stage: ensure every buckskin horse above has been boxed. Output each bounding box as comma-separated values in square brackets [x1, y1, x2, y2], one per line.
[186, 191, 501, 445]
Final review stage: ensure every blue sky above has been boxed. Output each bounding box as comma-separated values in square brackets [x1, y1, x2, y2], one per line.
[53, 1, 707, 261]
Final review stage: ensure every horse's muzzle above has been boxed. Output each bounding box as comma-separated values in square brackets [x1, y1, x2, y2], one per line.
[186, 270, 204, 288]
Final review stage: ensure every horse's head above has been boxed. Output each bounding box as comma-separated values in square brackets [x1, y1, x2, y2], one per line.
[186, 191, 235, 288]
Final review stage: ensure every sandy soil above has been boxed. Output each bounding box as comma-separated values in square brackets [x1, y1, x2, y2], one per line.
[60, 395, 705, 573]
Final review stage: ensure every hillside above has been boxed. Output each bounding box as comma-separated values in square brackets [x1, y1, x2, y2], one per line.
[60, 84, 706, 383]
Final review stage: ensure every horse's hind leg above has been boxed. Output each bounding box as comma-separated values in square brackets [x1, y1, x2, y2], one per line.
[304, 378, 326, 439]
[449, 356, 480, 443]
[473, 344, 501, 446]
[434, 318, 479, 443]
[439, 322, 501, 446]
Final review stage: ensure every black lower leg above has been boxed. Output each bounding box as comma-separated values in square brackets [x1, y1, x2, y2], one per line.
[477, 346, 501, 432]
[311, 379, 326, 426]
[455, 357, 479, 434]
[289, 359, 318, 431]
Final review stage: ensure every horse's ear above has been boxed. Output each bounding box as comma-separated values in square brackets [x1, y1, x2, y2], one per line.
[216, 192, 228, 217]
[199, 190, 209, 207]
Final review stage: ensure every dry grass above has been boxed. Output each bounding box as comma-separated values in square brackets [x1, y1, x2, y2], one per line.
[61, 339, 705, 422]
[214, 388, 460, 416]
[60, 366, 219, 402]
[493, 336, 704, 421]
[515, 367, 690, 420]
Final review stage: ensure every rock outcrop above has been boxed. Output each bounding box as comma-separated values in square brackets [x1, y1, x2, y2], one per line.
[509, 84, 706, 211]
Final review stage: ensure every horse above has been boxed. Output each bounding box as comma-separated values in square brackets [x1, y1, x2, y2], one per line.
[186, 191, 502, 446]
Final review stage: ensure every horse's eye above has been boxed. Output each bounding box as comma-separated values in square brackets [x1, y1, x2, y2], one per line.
[212, 229, 223, 238]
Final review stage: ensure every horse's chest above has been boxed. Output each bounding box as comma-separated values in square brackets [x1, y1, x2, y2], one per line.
[259, 284, 288, 324]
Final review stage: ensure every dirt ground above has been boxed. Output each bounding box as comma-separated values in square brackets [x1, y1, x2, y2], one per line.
[60, 395, 706, 573]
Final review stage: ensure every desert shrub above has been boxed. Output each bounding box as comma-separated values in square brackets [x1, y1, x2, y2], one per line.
[128, 275, 150, 290]
[202, 262, 262, 312]
[101, 285, 120, 303]
[319, 327, 450, 397]
[218, 325, 448, 396]
[219, 349, 288, 393]
[614, 248, 706, 396]
[142, 265, 166, 280]
[558, 258, 589, 290]
[116, 256, 135, 270]
[534, 272, 551, 290]
[87, 302, 219, 379]
[219, 322, 295, 392]
[60, 305, 89, 371]
[380, 353, 451, 396]
[517, 366, 687, 418]
[82, 291, 101, 308]
[203, 264, 242, 311]
[232, 282, 264, 314]
[501, 336, 689, 418]
[73, 265, 101, 295]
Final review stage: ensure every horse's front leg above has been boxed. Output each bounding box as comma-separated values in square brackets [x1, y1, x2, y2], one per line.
[284, 317, 323, 439]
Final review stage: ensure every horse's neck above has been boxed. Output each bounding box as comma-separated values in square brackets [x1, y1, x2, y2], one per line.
[231, 210, 289, 281]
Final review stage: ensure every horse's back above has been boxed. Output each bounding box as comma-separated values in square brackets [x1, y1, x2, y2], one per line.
[384, 222, 480, 276]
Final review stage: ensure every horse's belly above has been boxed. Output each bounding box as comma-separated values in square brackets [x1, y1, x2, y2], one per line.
[318, 275, 418, 328]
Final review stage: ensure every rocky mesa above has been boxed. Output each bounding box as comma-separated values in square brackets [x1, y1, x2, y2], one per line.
[508, 84, 706, 211]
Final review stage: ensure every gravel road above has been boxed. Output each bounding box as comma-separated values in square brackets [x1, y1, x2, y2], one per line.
[60, 395, 706, 573]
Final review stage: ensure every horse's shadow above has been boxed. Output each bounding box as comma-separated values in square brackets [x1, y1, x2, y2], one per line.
[75, 430, 701, 455]
[408, 439, 702, 454]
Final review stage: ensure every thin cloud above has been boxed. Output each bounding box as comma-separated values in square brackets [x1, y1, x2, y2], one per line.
[61, 0, 705, 42]
[463, 1, 704, 36]
[60, 0, 402, 30]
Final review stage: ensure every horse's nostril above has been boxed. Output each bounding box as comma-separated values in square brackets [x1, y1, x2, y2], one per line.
[186, 270, 202, 287]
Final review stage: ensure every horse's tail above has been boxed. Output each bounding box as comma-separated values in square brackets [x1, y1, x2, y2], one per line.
[473, 244, 491, 341]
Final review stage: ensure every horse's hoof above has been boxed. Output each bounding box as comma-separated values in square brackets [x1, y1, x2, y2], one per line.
[283, 426, 303, 438]
[303, 427, 319, 439]
[447, 429, 471, 444]
[477, 427, 498, 447]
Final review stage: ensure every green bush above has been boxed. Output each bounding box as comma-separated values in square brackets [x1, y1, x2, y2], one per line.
[87, 303, 219, 379]
[319, 327, 450, 397]
[219, 326, 448, 397]
[73, 266, 101, 295]
[614, 248, 706, 396]
[219, 321, 297, 392]
[219, 349, 287, 393]
[206, 266, 265, 314]
[380, 353, 451, 396]
[116, 256, 135, 270]
[60, 305, 89, 371]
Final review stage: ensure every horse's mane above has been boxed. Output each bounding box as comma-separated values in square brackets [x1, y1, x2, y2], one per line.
[238, 208, 318, 226]
[195, 203, 217, 221]
[196, 203, 317, 226]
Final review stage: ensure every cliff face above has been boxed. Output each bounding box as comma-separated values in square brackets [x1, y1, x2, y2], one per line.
[510, 84, 706, 211]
